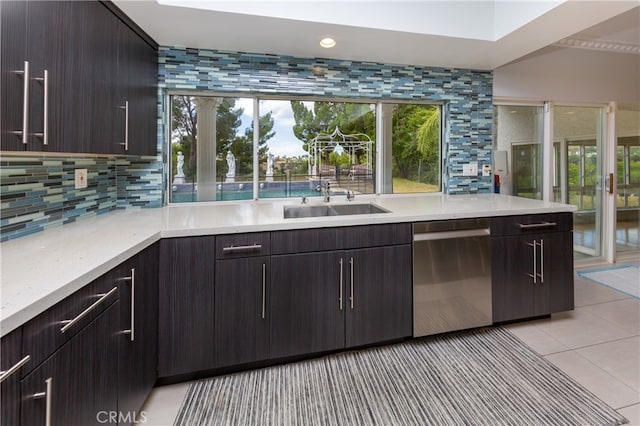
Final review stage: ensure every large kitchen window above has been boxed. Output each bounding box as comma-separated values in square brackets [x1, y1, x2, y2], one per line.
[168, 94, 442, 202]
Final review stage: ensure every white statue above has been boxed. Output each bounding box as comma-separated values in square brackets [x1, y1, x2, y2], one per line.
[266, 153, 274, 176]
[226, 151, 236, 178]
[176, 151, 185, 178]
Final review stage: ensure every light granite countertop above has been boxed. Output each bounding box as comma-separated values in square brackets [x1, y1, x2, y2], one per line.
[0, 193, 576, 337]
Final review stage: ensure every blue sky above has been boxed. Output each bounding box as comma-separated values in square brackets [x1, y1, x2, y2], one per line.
[236, 98, 310, 158]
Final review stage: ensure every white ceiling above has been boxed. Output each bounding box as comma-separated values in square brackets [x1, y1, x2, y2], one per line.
[113, 0, 640, 70]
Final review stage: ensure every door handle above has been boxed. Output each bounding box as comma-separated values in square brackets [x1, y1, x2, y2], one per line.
[119, 101, 129, 151]
[261, 263, 266, 319]
[32, 377, 53, 426]
[527, 241, 537, 284]
[338, 258, 343, 310]
[349, 257, 354, 309]
[13, 61, 29, 144]
[33, 70, 49, 145]
[120, 269, 136, 341]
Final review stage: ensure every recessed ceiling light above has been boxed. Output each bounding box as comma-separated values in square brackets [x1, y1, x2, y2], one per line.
[320, 37, 336, 48]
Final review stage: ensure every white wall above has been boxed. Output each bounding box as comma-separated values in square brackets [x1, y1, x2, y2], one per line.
[494, 46, 640, 105]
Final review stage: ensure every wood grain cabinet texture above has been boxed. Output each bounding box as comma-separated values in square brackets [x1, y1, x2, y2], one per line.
[117, 243, 159, 425]
[270, 225, 413, 359]
[1, 329, 24, 426]
[0, 0, 157, 154]
[20, 302, 120, 426]
[215, 256, 271, 368]
[491, 213, 574, 323]
[158, 237, 216, 378]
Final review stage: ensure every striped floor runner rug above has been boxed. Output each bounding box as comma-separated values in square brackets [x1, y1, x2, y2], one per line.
[174, 327, 627, 426]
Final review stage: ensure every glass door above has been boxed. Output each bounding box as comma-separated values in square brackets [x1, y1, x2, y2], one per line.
[615, 108, 640, 254]
[553, 106, 604, 259]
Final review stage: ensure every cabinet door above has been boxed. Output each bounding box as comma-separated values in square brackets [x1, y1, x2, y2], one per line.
[546, 232, 575, 313]
[118, 243, 159, 423]
[215, 256, 270, 367]
[82, 1, 120, 154]
[270, 252, 344, 359]
[0, 0, 27, 151]
[158, 237, 215, 377]
[492, 234, 550, 322]
[346, 245, 412, 348]
[26, 0, 82, 152]
[1, 329, 24, 426]
[116, 21, 157, 156]
[21, 302, 119, 426]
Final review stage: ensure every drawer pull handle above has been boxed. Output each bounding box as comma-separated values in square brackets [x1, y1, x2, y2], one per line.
[518, 221, 557, 230]
[222, 243, 262, 253]
[60, 287, 117, 333]
[0, 355, 31, 383]
[32, 377, 53, 426]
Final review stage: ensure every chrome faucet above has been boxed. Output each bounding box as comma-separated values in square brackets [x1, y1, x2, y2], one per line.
[321, 181, 331, 202]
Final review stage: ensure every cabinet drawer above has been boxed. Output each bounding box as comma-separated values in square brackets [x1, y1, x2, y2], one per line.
[271, 223, 412, 255]
[491, 212, 572, 237]
[21, 273, 118, 376]
[216, 232, 271, 258]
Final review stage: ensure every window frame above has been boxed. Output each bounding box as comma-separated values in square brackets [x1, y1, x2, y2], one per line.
[165, 91, 444, 203]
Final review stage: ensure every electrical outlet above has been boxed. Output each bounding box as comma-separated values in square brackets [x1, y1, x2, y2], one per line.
[462, 162, 478, 176]
[75, 169, 88, 189]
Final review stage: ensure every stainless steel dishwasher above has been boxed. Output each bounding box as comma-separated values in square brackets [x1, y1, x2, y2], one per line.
[413, 219, 492, 337]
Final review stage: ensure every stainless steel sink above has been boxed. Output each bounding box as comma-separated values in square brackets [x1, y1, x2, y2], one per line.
[284, 203, 389, 219]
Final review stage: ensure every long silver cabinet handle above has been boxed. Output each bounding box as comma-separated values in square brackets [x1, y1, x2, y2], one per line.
[60, 287, 117, 333]
[121, 269, 135, 341]
[518, 222, 557, 230]
[120, 101, 129, 151]
[261, 263, 266, 319]
[32, 377, 53, 426]
[222, 244, 262, 253]
[413, 228, 489, 241]
[0, 355, 31, 383]
[338, 258, 343, 310]
[349, 257, 354, 309]
[33, 70, 49, 145]
[12, 61, 29, 144]
[527, 241, 537, 284]
[539, 239, 544, 283]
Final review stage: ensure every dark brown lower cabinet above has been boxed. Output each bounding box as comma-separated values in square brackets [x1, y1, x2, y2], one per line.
[1, 329, 24, 426]
[492, 231, 574, 322]
[270, 251, 345, 359]
[20, 301, 119, 426]
[118, 243, 159, 425]
[158, 237, 216, 378]
[346, 245, 412, 348]
[214, 256, 270, 367]
[270, 245, 412, 359]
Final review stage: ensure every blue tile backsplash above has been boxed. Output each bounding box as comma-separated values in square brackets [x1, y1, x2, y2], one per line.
[158, 47, 494, 195]
[1, 46, 493, 241]
[0, 154, 161, 242]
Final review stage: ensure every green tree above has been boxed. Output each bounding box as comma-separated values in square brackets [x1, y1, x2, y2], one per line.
[290, 100, 375, 164]
[392, 104, 440, 184]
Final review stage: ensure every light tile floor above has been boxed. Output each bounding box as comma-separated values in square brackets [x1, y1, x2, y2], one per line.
[142, 261, 640, 426]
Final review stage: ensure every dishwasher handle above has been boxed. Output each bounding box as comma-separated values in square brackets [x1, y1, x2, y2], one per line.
[413, 228, 490, 241]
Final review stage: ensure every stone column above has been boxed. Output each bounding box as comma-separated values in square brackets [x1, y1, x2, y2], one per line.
[193, 97, 222, 201]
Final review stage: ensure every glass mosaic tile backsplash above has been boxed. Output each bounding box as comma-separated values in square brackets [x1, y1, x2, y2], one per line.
[1, 155, 162, 242]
